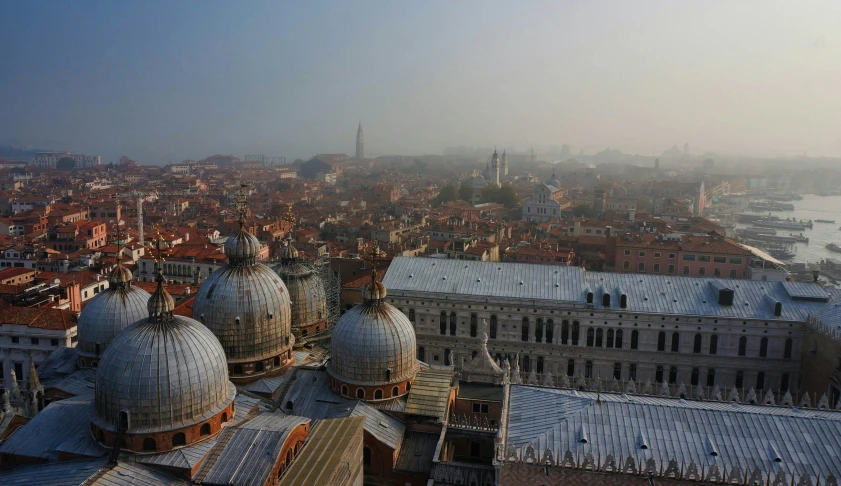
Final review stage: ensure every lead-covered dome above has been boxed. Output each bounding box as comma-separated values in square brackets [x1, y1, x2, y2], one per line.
[76, 255, 150, 365]
[192, 219, 293, 382]
[546, 169, 561, 188]
[328, 270, 418, 393]
[273, 240, 329, 339]
[92, 272, 235, 452]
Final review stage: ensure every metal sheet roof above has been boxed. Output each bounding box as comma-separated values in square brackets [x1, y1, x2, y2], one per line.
[326, 401, 405, 450]
[278, 416, 365, 486]
[281, 368, 348, 420]
[203, 414, 309, 486]
[0, 396, 106, 460]
[0, 458, 107, 486]
[92, 461, 189, 485]
[505, 385, 841, 479]
[134, 438, 217, 471]
[394, 432, 439, 474]
[404, 370, 453, 419]
[383, 257, 841, 320]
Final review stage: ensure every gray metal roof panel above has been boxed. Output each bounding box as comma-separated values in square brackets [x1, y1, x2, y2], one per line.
[92, 461, 189, 485]
[281, 368, 348, 420]
[134, 438, 217, 470]
[0, 458, 107, 486]
[0, 396, 106, 460]
[383, 257, 841, 320]
[394, 432, 439, 474]
[326, 401, 405, 450]
[505, 385, 841, 478]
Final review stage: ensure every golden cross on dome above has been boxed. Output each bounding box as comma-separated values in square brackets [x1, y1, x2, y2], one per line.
[151, 229, 170, 273]
[234, 184, 249, 226]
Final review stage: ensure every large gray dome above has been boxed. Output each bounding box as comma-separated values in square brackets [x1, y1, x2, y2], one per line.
[93, 275, 235, 435]
[77, 259, 151, 360]
[328, 279, 418, 386]
[193, 227, 293, 363]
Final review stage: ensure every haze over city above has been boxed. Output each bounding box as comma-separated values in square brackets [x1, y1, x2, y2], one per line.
[2, 1, 841, 163]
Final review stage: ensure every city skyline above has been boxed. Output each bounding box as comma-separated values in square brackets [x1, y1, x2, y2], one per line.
[1, 1, 840, 163]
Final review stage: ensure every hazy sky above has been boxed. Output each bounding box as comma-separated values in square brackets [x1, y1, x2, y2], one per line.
[1, 1, 840, 163]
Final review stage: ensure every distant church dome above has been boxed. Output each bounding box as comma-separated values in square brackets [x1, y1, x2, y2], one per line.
[92, 271, 235, 453]
[546, 168, 561, 188]
[192, 205, 294, 383]
[76, 253, 150, 367]
[328, 268, 418, 401]
[273, 239, 329, 340]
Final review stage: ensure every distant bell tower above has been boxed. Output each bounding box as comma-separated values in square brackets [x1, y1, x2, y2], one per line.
[356, 121, 364, 159]
[490, 148, 500, 186]
[500, 149, 509, 176]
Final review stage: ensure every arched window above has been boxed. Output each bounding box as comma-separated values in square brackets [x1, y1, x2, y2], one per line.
[286, 400, 294, 410]
[586, 292, 594, 304]
[255, 361, 264, 372]
[489, 315, 498, 339]
[341, 385, 348, 396]
[595, 328, 604, 347]
[200, 423, 211, 436]
[408, 308, 415, 322]
[693, 334, 702, 354]
[392, 386, 399, 397]
[657, 332, 666, 351]
[615, 329, 623, 348]
[535, 318, 544, 343]
[709, 335, 718, 355]
[756, 372, 765, 391]
[759, 337, 768, 358]
[449, 312, 457, 336]
[781, 373, 789, 391]
[143, 438, 157, 451]
[586, 328, 595, 347]
[671, 333, 680, 352]
[606, 329, 615, 348]
[417, 347, 425, 362]
[738, 336, 747, 356]
[784, 338, 793, 359]
[602, 293, 611, 307]
[470, 313, 478, 337]
[363, 447, 372, 467]
[375, 389, 383, 400]
[357, 389, 365, 399]
[690, 368, 699, 386]
[274, 356, 280, 367]
[233, 365, 243, 375]
[613, 362, 621, 380]
[630, 330, 639, 349]
[521, 317, 530, 342]
[707, 369, 716, 387]
[536, 357, 544, 374]
[522, 355, 531, 373]
[572, 321, 580, 345]
[668, 366, 677, 384]
[440, 312, 447, 335]
[172, 433, 186, 447]
[629, 363, 637, 381]
[546, 319, 554, 344]
[585, 361, 593, 378]
[444, 349, 451, 366]
[735, 371, 744, 389]
[620, 294, 628, 309]
[567, 359, 575, 377]
[561, 320, 569, 344]
[655, 365, 664, 383]
[222, 413, 228, 423]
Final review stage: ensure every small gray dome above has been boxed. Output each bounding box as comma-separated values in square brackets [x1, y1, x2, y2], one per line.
[546, 169, 560, 188]
[77, 262, 150, 360]
[328, 286, 418, 386]
[278, 240, 299, 261]
[224, 230, 261, 265]
[93, 277, 235, 435]
[194, 226, 292, 363]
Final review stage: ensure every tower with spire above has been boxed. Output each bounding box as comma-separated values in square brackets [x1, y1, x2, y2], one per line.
[500, 149, 509, 176]
[356, 121, 364, 159]
[489, 148, 500, 186]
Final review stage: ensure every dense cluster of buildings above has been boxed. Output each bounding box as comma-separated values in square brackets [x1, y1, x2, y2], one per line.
[0, 131, 839, 484]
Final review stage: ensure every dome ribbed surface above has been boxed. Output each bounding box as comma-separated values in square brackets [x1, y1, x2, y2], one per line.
[328, 301, 418, 386]
[93, 315, 236, 434]
[76, 285, 151, 359]
[224, 230, 261, 265]
[193, 229, 292, 362]
[274, 262, 328, 332]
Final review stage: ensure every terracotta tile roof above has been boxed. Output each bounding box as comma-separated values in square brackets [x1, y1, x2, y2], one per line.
[0, 305, 77, 330]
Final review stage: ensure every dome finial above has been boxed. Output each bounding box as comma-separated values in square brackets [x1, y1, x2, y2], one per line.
[107, 225, 133, 288]
[235, 184, 249, 230]
[148, 232, 175, 320]
[224, 184, 261, 266]
[363, 245, 387, 302]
